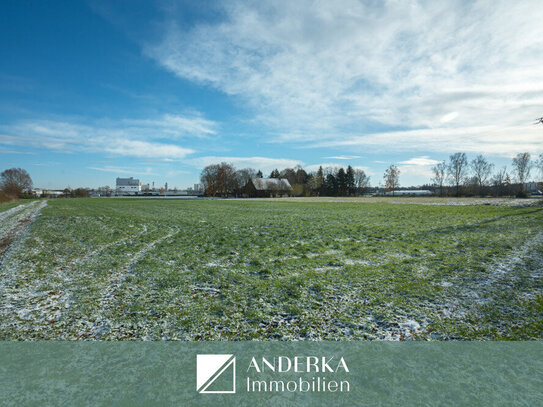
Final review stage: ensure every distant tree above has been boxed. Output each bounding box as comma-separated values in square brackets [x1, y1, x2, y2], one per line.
[353, 169, 370, 195]
[217, 162, 238, 196]
[491, 166, 508, 197]
[269, 169, 280, 178]
[291, 183, 306, 197]
[470, 154, 494, 196]
[310, 166, 325, 195]
[512, 152, 532, 191]
[256, 170, 263, 178]
[73, 188, 89, 198]
[537, 153, 543, 181]
[324, 173, 338, 196]
[236, 168, 256, 189]
[336, 168, 347, 196]
[448, 152, 468, 196]
[431, 161, 447, 196]
[280, 168, 297, 185]
[294, 166, 308, 185]
[383, 165, 400, 196]
[0, 168, 32, 198]
[200, 162, 238, 196]
[346, 166, 356, 196]
[504, 173, 512, 195]
[201, 164, 220, 196]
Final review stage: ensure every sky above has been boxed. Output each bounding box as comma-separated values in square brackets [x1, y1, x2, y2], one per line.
[1, 0, 542, 190]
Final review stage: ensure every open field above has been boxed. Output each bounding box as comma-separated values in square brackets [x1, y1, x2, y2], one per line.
[256, 196, 542, 206]
[1, 198, 542, 340]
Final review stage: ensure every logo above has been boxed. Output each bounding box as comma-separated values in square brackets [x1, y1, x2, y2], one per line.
[196, 354, 236, 394]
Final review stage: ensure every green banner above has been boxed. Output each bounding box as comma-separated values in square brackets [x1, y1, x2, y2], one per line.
[0, 342, 541, 406]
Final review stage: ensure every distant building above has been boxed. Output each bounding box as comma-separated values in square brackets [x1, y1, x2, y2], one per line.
[524, 182, 541, 193]
[242, 178, 292, 198]
[384, 190, 432, 196]
[42, 189, 64, 198]
[116, 177, 141, 193]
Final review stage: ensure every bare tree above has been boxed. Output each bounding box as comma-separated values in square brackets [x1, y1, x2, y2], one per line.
[0, 168, 33, 198]
[383, 165, 400, 196]
[200, 164, 220, 196]
[431, 161, 447, 196]
[448, 152, 468, 196]
[470, 155, 494, 196]
[491, 166, 508, 197]
[235, 168, 256, 189]
[537, 153, 543, 181]
[512, 153, 532, 191]
[200, 162, 238, 196]
[354, 169, 370, 195]
[309, 166, 324, 195]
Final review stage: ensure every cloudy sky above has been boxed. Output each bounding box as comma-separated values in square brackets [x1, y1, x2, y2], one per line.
[1, 0, 542, 189]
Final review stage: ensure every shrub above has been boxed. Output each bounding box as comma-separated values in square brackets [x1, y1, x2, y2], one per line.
[0, 190, 17, 203]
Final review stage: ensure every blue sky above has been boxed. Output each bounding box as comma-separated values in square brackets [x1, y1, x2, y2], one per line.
[1, 0, 542, 189]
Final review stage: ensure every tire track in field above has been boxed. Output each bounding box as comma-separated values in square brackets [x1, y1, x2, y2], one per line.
[70, 224, 150, 266]
[0, 201, 49, 338]
[427, 230, 543, 338]
[0, 201, 47, 266]
[89, 226, 181, 337]
[0, 215, 158, 339]
[462, 230, 543, 304]
[0, 202, 32, 222]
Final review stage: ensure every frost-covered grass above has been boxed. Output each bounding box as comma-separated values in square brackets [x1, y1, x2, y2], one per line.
[0, 200, 26, 213]
[1, 198, 542, 340]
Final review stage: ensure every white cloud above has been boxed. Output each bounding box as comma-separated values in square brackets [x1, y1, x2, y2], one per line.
[0, 113, 216, 160]
[104, 140, 193, 159]
[397, 165, 434, 181]
[146, 0, 543, 155]
[124, 114, 217, 138]
[440, 112, 458, 124]
[188, 156, 304, 173]
[88, 166, 156, 176]
[315, 126, 543, 158]
[323, 155, 361, 160]
[398, 156, 441, 166]
[304, 163, 372, 175]
[0, 146, 36, 155]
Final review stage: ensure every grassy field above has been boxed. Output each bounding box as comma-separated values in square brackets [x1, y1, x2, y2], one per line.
[1, 198, 542, 340]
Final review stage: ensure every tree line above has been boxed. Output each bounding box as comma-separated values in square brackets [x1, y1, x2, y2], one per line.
[201, 152, 543, 198]
[430, 152, 543, 198]
[200, 163, 370, 197]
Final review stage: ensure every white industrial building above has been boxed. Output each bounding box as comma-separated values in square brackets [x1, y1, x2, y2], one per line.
[116, 177, 141, 193]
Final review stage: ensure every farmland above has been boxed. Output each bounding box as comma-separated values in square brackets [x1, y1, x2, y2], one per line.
[0, 198, 542, 340]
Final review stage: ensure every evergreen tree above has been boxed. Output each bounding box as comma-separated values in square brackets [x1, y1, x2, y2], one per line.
[337, 168, 347, 196]
[256, 170, 263, 178]
[346, 165, 355, 196]
[325, 173, 338, 196]
[315, 166, 324, 196]
[270, 169, 280, 178]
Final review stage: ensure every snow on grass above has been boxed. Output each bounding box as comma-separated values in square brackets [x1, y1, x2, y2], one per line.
[0, 198, 542, 340]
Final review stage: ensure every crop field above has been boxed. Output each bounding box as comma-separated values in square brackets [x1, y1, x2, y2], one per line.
[1, 198, 542, 341]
